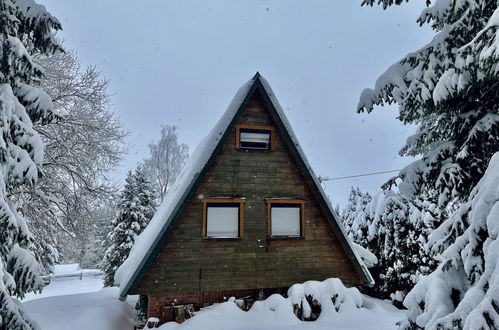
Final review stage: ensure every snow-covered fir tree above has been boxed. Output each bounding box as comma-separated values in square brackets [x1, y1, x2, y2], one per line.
[342, 189, 441, 305]
[342, 187, 361, 238]
[407, 194, 443, 277]
[0, 1, 62, 329]
[359, 191, 415, 304]
[102, 168, 156, 287]
[358, 0, 499, 326]
[359, 0, 499, 206]
[400, 152, 499, 329]
[341, 187, 371, 246]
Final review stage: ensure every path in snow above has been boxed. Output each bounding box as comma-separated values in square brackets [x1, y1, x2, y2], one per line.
[22, 264, 137, 330]
[23, 264, 103, 302]
[23, 287, 136, 330]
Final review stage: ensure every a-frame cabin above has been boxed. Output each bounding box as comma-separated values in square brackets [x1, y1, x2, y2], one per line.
[115, 73, 373, 324]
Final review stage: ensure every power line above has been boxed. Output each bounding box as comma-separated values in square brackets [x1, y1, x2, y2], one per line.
[319, 169, 401, 182]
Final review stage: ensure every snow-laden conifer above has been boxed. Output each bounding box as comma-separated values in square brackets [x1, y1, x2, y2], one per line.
[0, 1, 61, 328]
[400, 152, 499, 330]
[102, 169, 156, 287]
[342, 189, 441, 305]
[359, 0, 499, 206]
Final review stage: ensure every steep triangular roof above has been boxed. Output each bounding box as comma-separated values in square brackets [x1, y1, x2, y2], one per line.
[115, 73, 373, 297]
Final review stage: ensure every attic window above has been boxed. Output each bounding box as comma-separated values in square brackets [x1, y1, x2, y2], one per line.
[202, 199, 245, 239]
[267, 200, 305, 238]
[236, 125, 275, 151]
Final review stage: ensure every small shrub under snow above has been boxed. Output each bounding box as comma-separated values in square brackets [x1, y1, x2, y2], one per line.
[156, 278, 403, 330]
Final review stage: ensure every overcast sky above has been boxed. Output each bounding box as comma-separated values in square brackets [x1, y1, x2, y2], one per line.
[42, 0, 433, 206]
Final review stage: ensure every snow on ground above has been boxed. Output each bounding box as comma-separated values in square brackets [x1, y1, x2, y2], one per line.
[23, 264, 104, 302]
[22, 265, 405, 330]
[24, 287, 136, 330]
[22, 264, 137, 330]
[158, 296, 404, 330]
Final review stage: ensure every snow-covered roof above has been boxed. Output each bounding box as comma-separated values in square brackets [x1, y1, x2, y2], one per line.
[115, 73, 373, 297]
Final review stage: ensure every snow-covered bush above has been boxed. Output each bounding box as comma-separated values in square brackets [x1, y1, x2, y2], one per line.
[156, 277, 404, 330]
[399, 152, 499, 330]
[287, 278, 364, 320]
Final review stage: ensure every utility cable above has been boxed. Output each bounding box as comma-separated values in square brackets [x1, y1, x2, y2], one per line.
[318, 169, 401, 182]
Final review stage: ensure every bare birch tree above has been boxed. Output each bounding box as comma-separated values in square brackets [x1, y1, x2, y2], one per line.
[142, 125, 189, 202]
[19, 49, 127, 271]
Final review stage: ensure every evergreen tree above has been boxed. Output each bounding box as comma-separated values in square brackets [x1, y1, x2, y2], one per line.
[345, 188, 372, 247]
[342, 189, 439, 305]
[0, 1, 61, 329]
[341, 187, 361, 239]
[102, 168, 156, 287]
[408, 194, 443, 277]
[360, 1, 499, 326]
[400, 152, 499, 329]
[359, 0, 499, 206]
[376, 192, 416, 304]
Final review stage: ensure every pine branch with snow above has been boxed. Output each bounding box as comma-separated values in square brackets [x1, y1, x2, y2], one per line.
[341, 188, 443, 305]
[359, 0, 499, 206]
[400, 152, 499, 330]
[0, 1, 61, 328]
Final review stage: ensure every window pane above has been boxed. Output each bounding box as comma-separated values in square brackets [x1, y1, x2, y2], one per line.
[240, 132, 269, 143]
[207, 206, 239, 238]
[239, 129, 270, 150]
[271, 206, 300, 236]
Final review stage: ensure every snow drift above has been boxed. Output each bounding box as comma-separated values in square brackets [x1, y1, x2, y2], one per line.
[155, 278, 403, 330]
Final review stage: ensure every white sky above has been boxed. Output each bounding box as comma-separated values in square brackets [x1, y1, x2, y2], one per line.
[42, 0, 433, 206]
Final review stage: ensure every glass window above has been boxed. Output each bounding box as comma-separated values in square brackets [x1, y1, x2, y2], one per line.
[239, 128, 271, 150]
[204, 202, 241, 238]
[270, 203, 302, 237]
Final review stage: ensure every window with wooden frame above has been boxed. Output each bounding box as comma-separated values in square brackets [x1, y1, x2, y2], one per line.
[236, 124, 275, 151]
[266, 199, 305, 238]
[202, 198, 245, 239]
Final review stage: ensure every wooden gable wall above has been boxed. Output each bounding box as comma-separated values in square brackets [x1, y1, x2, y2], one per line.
[135, 91, 361, 296]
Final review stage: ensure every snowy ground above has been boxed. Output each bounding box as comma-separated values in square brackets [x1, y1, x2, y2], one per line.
[22, 264, 137, 330]
[23, 264, 104, 302]
[22, 265, 405, 330]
